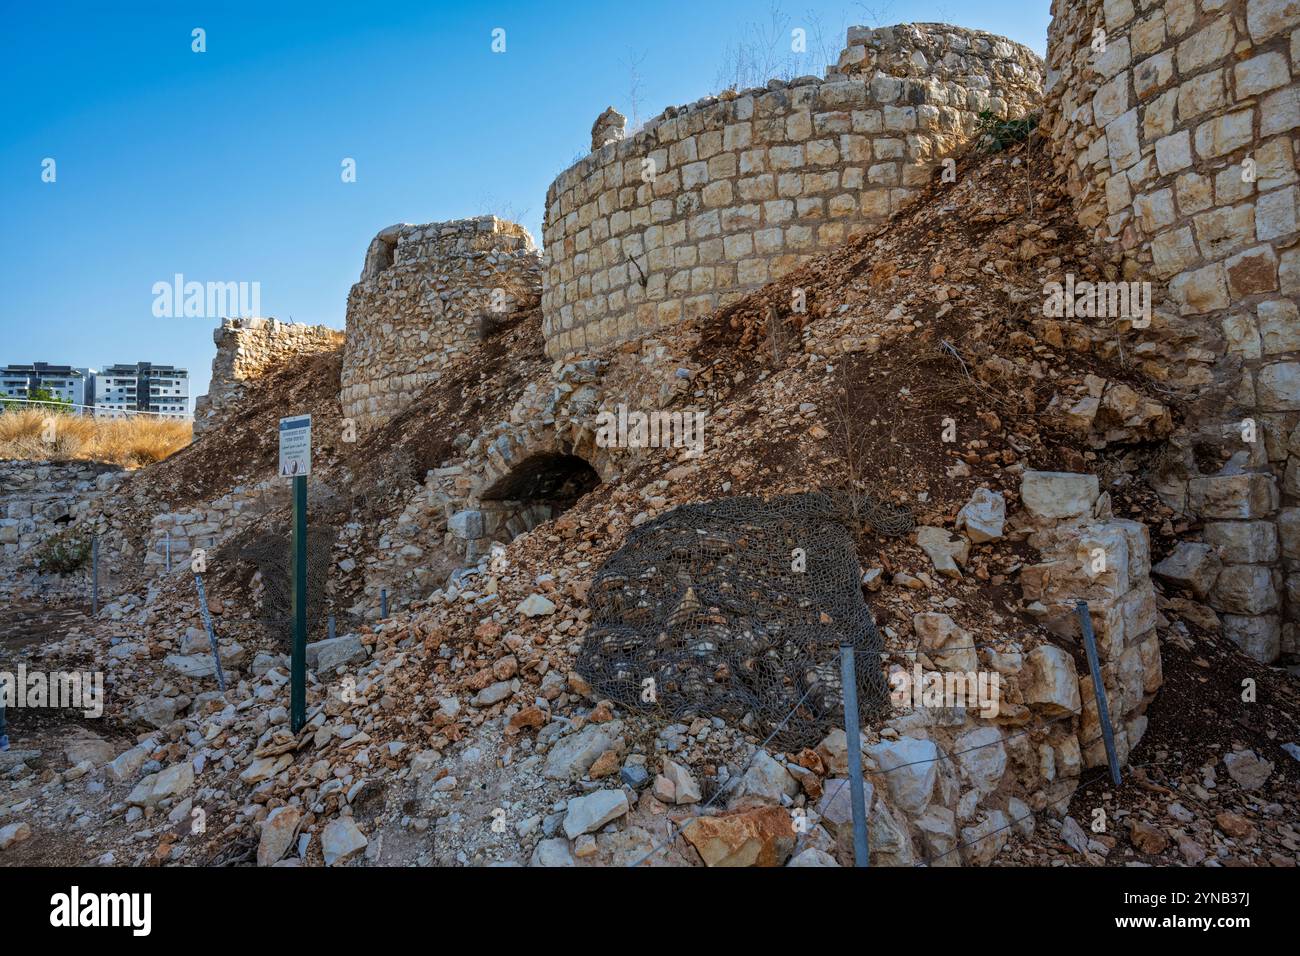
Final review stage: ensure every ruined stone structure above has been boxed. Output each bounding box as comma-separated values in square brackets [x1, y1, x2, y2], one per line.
[340, 217, 543, 432]
[194, 317, 344, 434]
[0, 460, 124, 599]
[1018, 471, 1162, 771]
[1042, 0, 1299, 661]
[144, 479, 281, 574]
[540, 23, 1043, 358]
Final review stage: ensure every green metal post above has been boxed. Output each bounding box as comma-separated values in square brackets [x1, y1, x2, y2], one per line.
[290, 474, 308, 732]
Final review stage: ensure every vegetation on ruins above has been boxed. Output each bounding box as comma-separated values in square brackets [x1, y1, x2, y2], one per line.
[29, 527, 92, 575]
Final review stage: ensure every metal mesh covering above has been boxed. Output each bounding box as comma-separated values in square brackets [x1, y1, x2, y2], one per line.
[239, 526, 336, 648]
[576, 491, 906, 749]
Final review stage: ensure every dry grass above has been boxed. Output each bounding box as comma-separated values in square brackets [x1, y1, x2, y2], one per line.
[0, 408, 192, 467]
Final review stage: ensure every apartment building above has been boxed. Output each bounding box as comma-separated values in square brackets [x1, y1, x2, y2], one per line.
[0, 362, 93, 408]
[94, 363, 190, 418]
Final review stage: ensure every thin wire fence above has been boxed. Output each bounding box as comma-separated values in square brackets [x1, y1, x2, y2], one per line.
[631, 681, 1119, 867]
[0, 398, 193, 421]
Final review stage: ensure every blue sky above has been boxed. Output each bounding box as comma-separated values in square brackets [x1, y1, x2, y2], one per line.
[0, 0, 1050, 405]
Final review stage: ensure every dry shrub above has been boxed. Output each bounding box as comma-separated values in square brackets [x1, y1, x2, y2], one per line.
[0, 408, 191, 467]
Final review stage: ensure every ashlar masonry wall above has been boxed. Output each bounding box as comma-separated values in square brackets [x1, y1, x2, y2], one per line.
[194, 317, 344, 434]
[541, 23, 1043, 359]
[1042, 0, 1300, 661]
[340, 217, 543, 432]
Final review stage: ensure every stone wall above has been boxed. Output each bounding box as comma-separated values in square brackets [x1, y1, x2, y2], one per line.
[0, 460, 124, 599]
[540, 23, 1043, 359]
[143, 479, 280, 575]
[1018, 471, 1162, 770]
[1041, 0, 1299, 661]
[340, 217, 543, 432]
[194, 317, 344, 434]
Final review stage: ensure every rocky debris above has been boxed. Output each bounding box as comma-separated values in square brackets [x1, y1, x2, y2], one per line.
[126, 762, 194, 809]
[164, 654, 219, 680]
[517, 594, 556, 618]
[306, 634, 366, 674]
[5, 126, 1256, 871]
[1223, 750, 1274, 791]
[960, 810, 1010, 865]
[63, 733, 115, 769]
[471, 680, 515, 707]
[1129, 820, 1169, 854]
[1056, 816, 1088, 856]
[787, 847, 840, 866]
[105, 744, 151, 783]
[321, 818, 368, 866]
[655, 759, 701, 805]
[1215, 811, 1256, 840]
[1020, 471, 1099, 521]
[529, 838, 576, 867]
[682, 806, 796, 867]
[130, 696, 179, 730]
[0, 821, 33, 850]
[956, 488, 1006, 543]
[544, 723, 622, 780]
[916, 526, 970, 578]
[867, 738, 938, 814]
[258, 806, 303, 867]
[728, 750, 798, 809]
[954, 726, 1006, 794]
[562, 789, 629, 839]
[912, 612, 979, 672]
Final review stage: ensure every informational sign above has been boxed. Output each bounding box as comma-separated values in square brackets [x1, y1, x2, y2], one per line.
[278, 414, 311, 477]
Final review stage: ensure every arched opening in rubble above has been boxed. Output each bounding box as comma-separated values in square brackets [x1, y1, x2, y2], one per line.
[478, 451, 601, 542]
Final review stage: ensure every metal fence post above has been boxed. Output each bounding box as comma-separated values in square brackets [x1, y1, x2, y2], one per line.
[194, 573, 227, 692]
[839, 641, 870, 867]
[380, 589, 388, 618]
[1075, 600, 1121, 786]
[327, 613, 336, 642]
[165, 530, 171, 573]
[90, 535, 99, 615]
[290, 474, 308, 733]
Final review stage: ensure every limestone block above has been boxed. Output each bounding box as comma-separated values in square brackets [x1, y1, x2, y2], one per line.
[1222, 613, 1281, 663]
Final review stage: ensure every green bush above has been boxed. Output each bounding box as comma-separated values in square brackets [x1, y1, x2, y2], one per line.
[976, 110, 1039, 153]
[32, 530, 92, 575]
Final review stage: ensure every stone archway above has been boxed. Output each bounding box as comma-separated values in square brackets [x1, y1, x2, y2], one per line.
[442, 423, 613, 562]
[476, 451, 601, 543]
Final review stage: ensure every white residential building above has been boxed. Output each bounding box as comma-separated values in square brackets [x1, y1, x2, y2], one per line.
[0, 362, 94, 410]
[94, 363, 190, 419]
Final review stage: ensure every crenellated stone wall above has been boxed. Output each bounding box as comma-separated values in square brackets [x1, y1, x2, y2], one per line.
[540, 23, 1043, 359]
[194, 317, 344, 434]
[1041, 0, 1299, 661]
[340, 217, 543, 432]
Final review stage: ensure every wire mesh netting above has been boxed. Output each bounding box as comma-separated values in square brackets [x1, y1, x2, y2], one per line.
[238, 526, 336, 648]
[576, 491, 905, 749]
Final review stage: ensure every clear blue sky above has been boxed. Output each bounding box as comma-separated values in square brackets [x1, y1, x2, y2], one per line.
[0, 1, 1050, 405]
